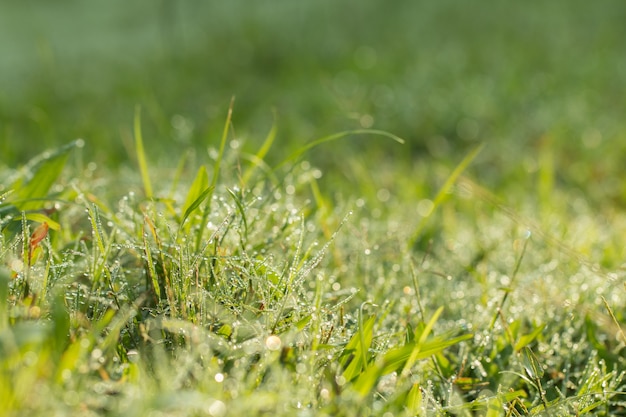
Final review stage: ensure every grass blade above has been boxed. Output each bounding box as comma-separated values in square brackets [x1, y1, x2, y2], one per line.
[406, 383, 423, 415]
[514, 323, 546, 352]
[180, 186, 214, 230]
[226, 187, 248, 240]
[180, 165, 209, 225]
[351, 332, 473, 396]
[485, 394, 503, 417]
[8, 140, 80, 212]
[340, 314, 376, 382]
[401, 306, 444, 377]
[275, 129, 405, 170]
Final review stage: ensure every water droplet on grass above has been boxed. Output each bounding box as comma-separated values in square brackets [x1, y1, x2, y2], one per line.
[417, 199, 434, 217]
[265, 335, 282, 351]
[208, 400, 226, 417]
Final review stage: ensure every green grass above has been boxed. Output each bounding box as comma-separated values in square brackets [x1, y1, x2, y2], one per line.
[2, 1, 626, 416]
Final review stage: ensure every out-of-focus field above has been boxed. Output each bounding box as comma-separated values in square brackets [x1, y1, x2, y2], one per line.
[2, 1, 626, 193]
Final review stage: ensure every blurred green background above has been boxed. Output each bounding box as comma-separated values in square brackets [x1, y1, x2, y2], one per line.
[2, 0, 626, 199]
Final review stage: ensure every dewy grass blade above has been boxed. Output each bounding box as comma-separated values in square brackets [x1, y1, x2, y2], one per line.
[85, 202, 118, 307]
[134, 106, 153, 199]
[489, 230, 530, 331]
[143, 222, 160, 301]
[601, 296, 626, 345]
[226, 187, 248, 240]
[408, 142, 484, 249]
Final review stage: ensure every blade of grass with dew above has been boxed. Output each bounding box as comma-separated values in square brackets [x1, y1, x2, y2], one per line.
[489, 230, 531, 331]
[142, 221, 161, 302]
[521, 346, 548, 410]
[601, 296, 626, 345]
[408, 142, 484, 250]
[144, 212, 175, 312]
[134, 106, 153, 199]
[195, 98, 233, 252]
[85, 202, 119, 308]
[226, 187, 248, 243]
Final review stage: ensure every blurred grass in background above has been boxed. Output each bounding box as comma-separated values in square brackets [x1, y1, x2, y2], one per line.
[2, 0, 626, 201]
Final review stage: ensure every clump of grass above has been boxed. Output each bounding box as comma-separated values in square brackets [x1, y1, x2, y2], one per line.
[1, 107, 626, 416]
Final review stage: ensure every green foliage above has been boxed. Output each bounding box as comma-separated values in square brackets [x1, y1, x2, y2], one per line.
[2, 2, 626, 415]
[1, 118, 626, 415]
[1, 140, 80, 235]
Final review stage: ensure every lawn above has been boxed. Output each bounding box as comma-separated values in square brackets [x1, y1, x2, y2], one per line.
[1, 1, 626, 416]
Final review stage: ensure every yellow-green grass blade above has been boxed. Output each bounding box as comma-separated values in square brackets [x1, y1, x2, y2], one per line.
[180, 165, 209, 227]
[8, 140, 80, 212]
[340, 314, 376, 382]
[275, 129, 405, 171]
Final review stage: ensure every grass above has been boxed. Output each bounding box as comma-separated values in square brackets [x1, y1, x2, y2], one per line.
[2, 1, 626, 416]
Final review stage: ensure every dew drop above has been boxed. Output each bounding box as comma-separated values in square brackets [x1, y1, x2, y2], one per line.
[208, 400, 226, 417]
[265, 335, 282, 351]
